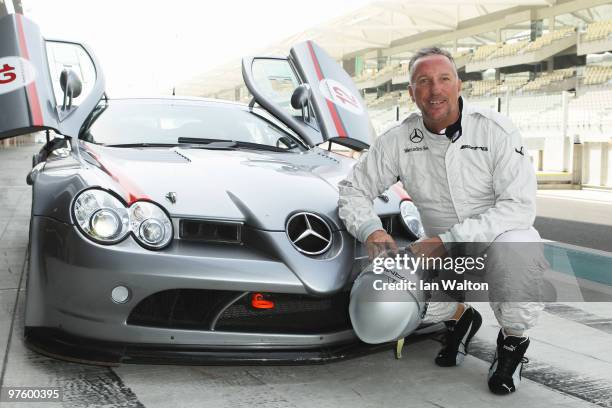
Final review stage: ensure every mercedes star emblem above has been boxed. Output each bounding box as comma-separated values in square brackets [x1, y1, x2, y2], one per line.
[410, 128, 424, 143]
[286, 212, 332, 256]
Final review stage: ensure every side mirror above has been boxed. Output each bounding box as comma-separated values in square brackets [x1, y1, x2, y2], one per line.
[275, 136, 298, 149]
[290, 84, 311, 110]
[59, 69, 82, 110]
[290, 84, 311, 124]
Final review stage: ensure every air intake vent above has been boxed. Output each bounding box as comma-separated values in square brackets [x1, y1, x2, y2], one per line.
[127, 289, 351, 334]
[179, 219, 242, 244]
[215, 292, 351, 334]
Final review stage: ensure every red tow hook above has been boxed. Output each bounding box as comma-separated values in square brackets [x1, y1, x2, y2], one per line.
[251, 293, 274, 309]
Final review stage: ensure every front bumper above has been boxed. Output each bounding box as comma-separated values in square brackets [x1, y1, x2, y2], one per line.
[27, 216, 425, 365]
[26, 216, 363, 351]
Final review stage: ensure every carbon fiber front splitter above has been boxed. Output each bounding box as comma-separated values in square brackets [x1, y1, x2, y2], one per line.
[24, 326, 442, 366]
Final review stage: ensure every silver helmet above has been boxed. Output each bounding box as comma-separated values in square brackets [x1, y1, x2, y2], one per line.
[349, 249, 427, 344]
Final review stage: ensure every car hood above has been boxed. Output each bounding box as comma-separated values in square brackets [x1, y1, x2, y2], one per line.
[83, 144, 359, 231]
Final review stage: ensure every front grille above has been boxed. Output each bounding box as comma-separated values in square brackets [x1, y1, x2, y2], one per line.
[215, 292, 351, 334]
[127, 289, 352, 335]
[179, 219, 242, 244]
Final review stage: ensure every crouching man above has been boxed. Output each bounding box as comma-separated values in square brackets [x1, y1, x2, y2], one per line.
[338, 47, 546, 395]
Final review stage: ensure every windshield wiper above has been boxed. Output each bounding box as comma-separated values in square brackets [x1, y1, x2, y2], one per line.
[177, 137, 289, 152]
[105, 143, 180, 148]
[104, 141, 238, 151]
[178, 137, 230, 145]
[177, 138, 237, 149]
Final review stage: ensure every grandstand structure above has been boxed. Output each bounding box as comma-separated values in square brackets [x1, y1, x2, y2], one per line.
[178, 0, 612, 189]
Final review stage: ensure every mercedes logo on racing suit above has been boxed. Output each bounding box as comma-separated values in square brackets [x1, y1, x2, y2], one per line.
[410, 128, 424, 143]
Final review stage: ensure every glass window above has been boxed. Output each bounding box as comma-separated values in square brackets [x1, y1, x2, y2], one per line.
[46, 41, 96, 107]
[252, 59, 301, 116]
[81, 99, 304, 151]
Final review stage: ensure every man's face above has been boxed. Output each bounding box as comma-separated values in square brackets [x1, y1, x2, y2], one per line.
[408, 54, 462, 131]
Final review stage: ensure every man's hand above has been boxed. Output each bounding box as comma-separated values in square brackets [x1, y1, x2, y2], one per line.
[409, 236, 448, 258]
[365, 230, 398, 260]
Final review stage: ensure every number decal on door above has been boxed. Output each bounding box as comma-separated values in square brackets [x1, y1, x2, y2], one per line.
[319, 78, 363, 115]
[0, 57, 37, 95]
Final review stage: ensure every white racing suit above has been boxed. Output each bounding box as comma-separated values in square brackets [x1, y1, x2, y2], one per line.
[338, 101, 546, 331]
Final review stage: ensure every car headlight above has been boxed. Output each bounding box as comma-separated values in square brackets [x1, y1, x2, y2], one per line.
[399, 200, 425, 240]
[72, 188, 173, 249]
[73, 189, 129, 243]
[130, 201, 173, 249]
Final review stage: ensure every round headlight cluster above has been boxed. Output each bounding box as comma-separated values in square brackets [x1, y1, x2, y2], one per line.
[399, 200, 425, 240]
[73, 189, 129, 243]
[129, 201, 173, 249]
[73, 189, 173, 249]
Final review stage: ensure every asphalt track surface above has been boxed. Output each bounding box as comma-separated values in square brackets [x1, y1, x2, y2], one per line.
[1, 144, 611, 408]
[535, 190, 612, 252]
[535, 218, 612, 253]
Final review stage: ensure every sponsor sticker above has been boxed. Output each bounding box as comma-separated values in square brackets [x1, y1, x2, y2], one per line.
[0, 56, 37, 95]
[319, 78, 363, 115]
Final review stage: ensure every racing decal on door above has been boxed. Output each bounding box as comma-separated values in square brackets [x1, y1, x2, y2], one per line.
[0, 14, 58, 139]
[0, 56, 37, 95]
[319, 78, 364, 116]
[242, 40, 372, 150]
[0, 14, 106, 140]
[292, 41, 372, 150]
[14, 14, 44, 127]
[305, 41, 348, 139]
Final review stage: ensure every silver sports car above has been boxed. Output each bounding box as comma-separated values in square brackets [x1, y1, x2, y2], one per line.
[0, 15, 424, 364]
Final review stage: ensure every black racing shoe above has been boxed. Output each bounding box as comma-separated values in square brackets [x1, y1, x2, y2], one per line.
[435, 306, 482, 367]
[488, 330, 530, 395]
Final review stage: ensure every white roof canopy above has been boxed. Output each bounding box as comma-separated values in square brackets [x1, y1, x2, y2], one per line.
[177, 0, 609, 97]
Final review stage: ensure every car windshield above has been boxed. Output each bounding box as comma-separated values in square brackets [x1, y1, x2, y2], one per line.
[80, 99, 305, 151]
